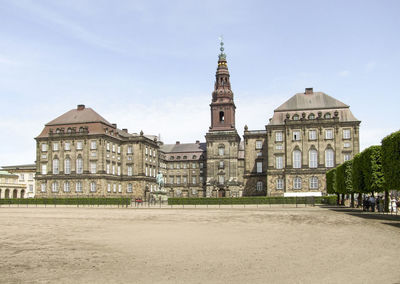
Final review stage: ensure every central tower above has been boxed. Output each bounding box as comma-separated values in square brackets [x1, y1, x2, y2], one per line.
[205, 39, 243, 197]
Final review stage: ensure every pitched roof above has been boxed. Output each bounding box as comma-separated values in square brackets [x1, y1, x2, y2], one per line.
[275, 91, 348, 111]
[46, 107, 112, 126]
[160, 142, 206, 153]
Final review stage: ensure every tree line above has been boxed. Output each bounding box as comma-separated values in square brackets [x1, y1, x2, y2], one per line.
[326, 130, 400, 211]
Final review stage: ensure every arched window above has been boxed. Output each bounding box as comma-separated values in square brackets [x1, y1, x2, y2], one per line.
[76, 157, 83, 174]
[308, 113, 315, 120]
[52, 158, 59, 174]
[219, 111, 225, 122]
[218, 146, 225, 156]
[256, 181, 263, 192]
[293, 150, 301, 168]
[64, 158, 71, 174]
[325, 149, 334, 168]
[309, 149, 318, 168]
[293, 114, 300, 120]
[309, 176, 318, 189]
[324, 113, 331, 119]
[293, 177, 302, 190]
[67, 128, 72, 134]
[192, 155, 197, 159]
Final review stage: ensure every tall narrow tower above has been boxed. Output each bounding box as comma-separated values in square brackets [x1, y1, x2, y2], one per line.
[205, 39, 242, 198]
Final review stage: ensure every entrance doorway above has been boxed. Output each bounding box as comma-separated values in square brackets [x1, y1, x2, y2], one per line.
[218, 189, 225, 198]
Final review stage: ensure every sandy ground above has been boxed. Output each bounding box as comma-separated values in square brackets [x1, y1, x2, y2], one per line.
[1, 206, 400, 284]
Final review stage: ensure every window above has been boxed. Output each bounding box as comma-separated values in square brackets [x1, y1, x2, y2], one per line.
[76, 158, 83, 174]
[117, 166, 121, 176]
[219, 161, 224, 169]
[275, 144, 283, 150]
[41, 144, 48, 152]
[325, 149, 334, 168]
[107, 183, 111, 192]
[76, 182, 82, 192]
[192, 163, 196, 169]
[183, 176, 187, 184]
[76, 141, 83, 150]
[199, 176, 204, 184]
[325, 129, 333, 139]
[28, 173, 33, 180]
[41, 183, 46, 192]
[51, 182, 59, 193]
[309, 130, 317, 140]
[293, 177, 302, 190]
[293, 150, 301, 168]
[275, 156, 283, 169]
[218, 175, 224, 185]
[90, 162, 97, 174]
[218, 147, 224, 156]
[176, 177, 181, 185]
[219, 111, 225, 122]
[176, 163, 180, 169]
[309, 149, 318, 168]
[293, 130, 301, 141]
[276, 179, 284, 190]
[153, 150, 156, 157]
[106, 163, 110, 174]
[192, 176, 196, 184]
[113, 184, 116, 193]
[276, 131, 283, 142]
[128, 166, 132, 176]
[64, 158, 71, 174]
[106, 143, 110, 151]
[52, 159, 59, 174]
[64, 142, 70, 151]
[91, 151, 97, 157]
[344, 154, 351, 161]
[343, 129, 351, 139]
[257, 152, 262, 157]
[324, 113, 331, 119]
[117, 146, 121, 154]
[293, 114, 300, 120]
[41, 164, 47, 175]
[112, 165, 115, 175]
[200, 162, 203, 168]
[127, 146, 133, 154]
[64, 182, 70, 192]
[256, 181, 263, 192]
[149, 149, 152, 156]
[256, 162, 262, 173]
[344, 142, 351, 148]
[145, 166, 148, 176]
[90, 182, 96, 192]
[53, 143, 59, 151]
[169, 177, 174, 184]
[145, 147, 148, 155]
[309, 177, 318, 189]
[127, 184, 133, 193]
[308, 113, 315, 120]
[29, 185, 33, 192]
[127, 156, 132, 161]
[90, 141, 97, 150]
[19, 174, 24, 181]
[255, 140, 262, 149]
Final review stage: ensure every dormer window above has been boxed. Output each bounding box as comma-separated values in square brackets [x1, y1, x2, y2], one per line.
[308, 113, 315, 120]
[324, 113, 331, 119]
[293, 114, 299, 120]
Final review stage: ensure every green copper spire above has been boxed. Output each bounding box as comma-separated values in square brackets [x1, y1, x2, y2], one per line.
[218, 35, 226, 61]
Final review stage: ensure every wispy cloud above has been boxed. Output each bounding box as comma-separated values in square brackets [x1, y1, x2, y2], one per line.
[338, 70, 350, 77]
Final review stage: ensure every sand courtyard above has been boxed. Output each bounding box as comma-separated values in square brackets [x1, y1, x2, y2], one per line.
[1, 206, 399, 284]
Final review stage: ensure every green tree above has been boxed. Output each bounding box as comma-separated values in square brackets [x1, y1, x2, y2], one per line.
[382, 131, 400, 190]
[326, 168, 339, 205]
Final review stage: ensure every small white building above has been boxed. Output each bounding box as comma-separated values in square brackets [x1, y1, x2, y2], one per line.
[1, 164, 36, 198]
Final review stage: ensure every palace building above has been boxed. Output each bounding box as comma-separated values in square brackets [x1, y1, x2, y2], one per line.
[34, 42, 360, 198]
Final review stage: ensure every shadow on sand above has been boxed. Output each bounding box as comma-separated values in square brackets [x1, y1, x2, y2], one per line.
[322, 206, 400, 229]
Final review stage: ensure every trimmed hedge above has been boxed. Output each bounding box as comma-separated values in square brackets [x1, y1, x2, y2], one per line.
[326, 168, 337, 195]
[336, 160, 353, 194]
[0, 197, 130, 206]
[167, 196, 337, 206]
[361, 145, 385, 193]
[352, 153, 365, 193]
[382, 130, 400, 190]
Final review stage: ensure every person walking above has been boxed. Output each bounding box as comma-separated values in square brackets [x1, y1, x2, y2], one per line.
[369, 195, 376, 212]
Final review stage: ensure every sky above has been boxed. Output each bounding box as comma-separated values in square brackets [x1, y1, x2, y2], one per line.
[0, 0, 399, 166]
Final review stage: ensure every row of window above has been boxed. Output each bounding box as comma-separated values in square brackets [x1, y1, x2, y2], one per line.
[275, 177, 319, 190]
[42, 141, 137, 155]
[169, 155, 202, 160]
[275, 149, 336, 169]
[41, 182, 135, 193]
[168, 162, 203, 169]
[274, 129, 351, 142]
[18, 173, 34, 181]
[168, 176, 203, 185]
[291, 112, 333, 121]
[145, 147, 157, 157]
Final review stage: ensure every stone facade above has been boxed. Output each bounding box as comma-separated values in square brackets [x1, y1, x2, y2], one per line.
[1, 164, 36, 198]
[33, 47, 360, 198]
[0, 171, 26, 199]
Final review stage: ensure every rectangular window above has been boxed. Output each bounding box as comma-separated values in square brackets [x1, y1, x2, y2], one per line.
[275, 144, 283, 150]
[145, 166, 148, 176]
[218, 175, 224, 185]
[76, 182, 82, 192]
[41, 144, 48, 152]
[106, 143, 110, 151]
[29, 173, 33, 180]
[112, 144, 116, 152]
[127, 156, 132, 161]
[325, 150, 334, 168]
[112, 165, 115, 175]
[343, 129, 351, 139]
[128, 166, 133, 176]
[91, 151, 97, 157]
[275, 156, 283, 169]
[199, 176, 203, 184]
[192, 176, 196, 184]
[113, 184, 116, 193]
[149, 149, 152, 156]
[76, 158, 83, 174]
[256, 162, 262, 173]
[344, 142, 351, 148]
[41, 183, 46, 192]
[19, 174, 24, 181]
[293, 151, 301, 168]
[90, 162, 97, 174]
[117, 146, 121, 154]
[176, 176, 181, 185]
[106, 164, 110, 174]
[199, 162, 203, 168]
[276, 179, 284, 190]
[293, 178, 302, 190]
[344, 154, 351, 161]
[309, 150, 318, 168]
[29, 184, 33, 192]
[325, 129, 333, 140]
[255, 140, 262, 150]
[76, 141, 83, 150]
[64, 182, 70, 192]
[127, 184, 133, 193]
[107, 183, 111, 192]
[309, 177, 318, 189]
[176, 163, 180, 169]
[192, 163, 196, 169]
[53, 159, 59, 174]
[309, 130, 317, 140]
[41, 164, 47, 175]
[127, 146, 133, 154]
[218, 147, 224, 156]
[169, 177, 174, 184]
[90, 141, 97, 150]
[183, 176, 187, 184]
[118, 166, 121, 176]
[145, 147, 148, 155]
[257, 152, 262, 157]
[64, 142, 70, 151]
[53, 142, 59, 151]
[275, 132, 283, 142]
[293, 130, 301, 141]
[90, 182, 96, 192]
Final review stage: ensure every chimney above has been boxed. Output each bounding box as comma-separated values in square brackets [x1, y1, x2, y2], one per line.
[112, 123, 117, 128]
[195, 140, 200, 144]
[77, 104, 85, 110]
[305, 88, 313, 95]
[122, 128, 128, 133]
[176, 141, 180, 145]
